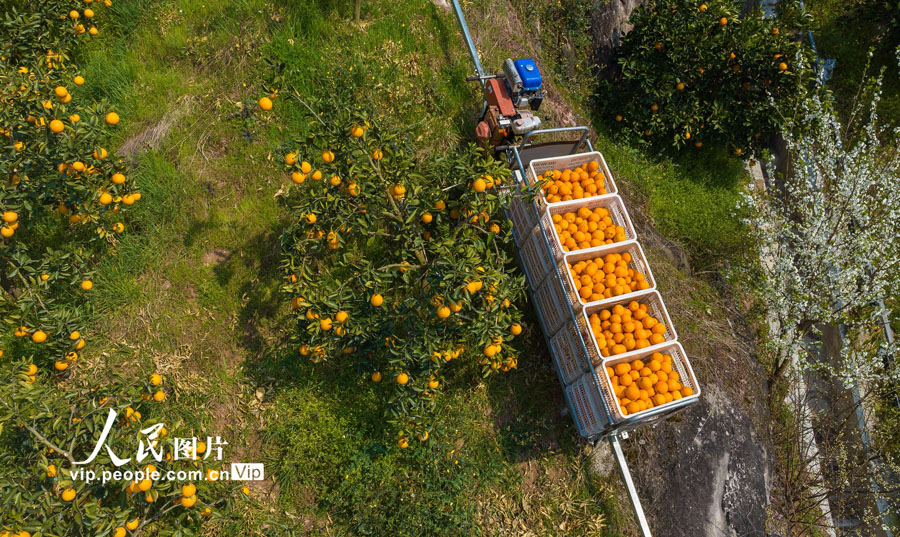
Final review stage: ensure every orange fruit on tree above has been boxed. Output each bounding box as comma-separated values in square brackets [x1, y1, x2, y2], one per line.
[371, 371, 382, 382]
[370, 293, 384, 306]
[153, 390, 165, 402]
[49, 119, 64, 133]
[396, 372, 409, 385]
[61, 488, 76, 501]
[105, 112, 119, 125]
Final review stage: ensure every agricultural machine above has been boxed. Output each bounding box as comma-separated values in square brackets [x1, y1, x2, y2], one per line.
[450, 1, 703, 535]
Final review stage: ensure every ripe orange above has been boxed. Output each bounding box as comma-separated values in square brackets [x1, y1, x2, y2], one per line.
[126, 518, 139, 531]
[181, 495, 197, 507]
[258, 97, 273, 111]
[31, 330, 47, 343]
[105, 112, 119, 125]
[74, 75, 85, 85]
[436, 306, 451, 318]
[61, 488, 76, 501]
[113, 528, 126, 537]
[510, 323, 522, 335]
[182, 483, 197, 497]
[350, 126, 364, 138]
[370, 293, 384, 306]
[372, 149, 383, 160]
[421, 212, 433, 224]
[417, 431, 429, 441]
[285, 152, 298, 165]
[47, 464, 57, 477]
[396, 373, 409, 385]
[371, 371, 382, 382]
[719, 17, 728, 26]
[54, 360, 68, 371]
[778, 62, 788, 72]
[320, 318, 333, 331]
[150, 373, 162, 385]
[49, 119, 64, 133]
[153, 390, 165, 402]
[398, 437, 409, 448]
[472, 178, 486, 192]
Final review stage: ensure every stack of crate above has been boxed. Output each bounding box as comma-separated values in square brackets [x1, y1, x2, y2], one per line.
[508, 152, 701, 438]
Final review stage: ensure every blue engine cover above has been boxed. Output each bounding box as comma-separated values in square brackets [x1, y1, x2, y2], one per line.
[514, 59, 542, 91]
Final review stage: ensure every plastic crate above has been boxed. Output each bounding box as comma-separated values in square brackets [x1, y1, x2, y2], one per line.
[565, 374, 609, 438]
[525, 151, 618, 209]
[573, 289, 679, 367]
[556, 240, 656, 310]
[538, 195, 637, 260]
[518, 226, 555, 287]
[508, 187, 539, 247]
[549, 319, 592, 385]
[595, 341, 701, 423]
[531, 274, 572, 337]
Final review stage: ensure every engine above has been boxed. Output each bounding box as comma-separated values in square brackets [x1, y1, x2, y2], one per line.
[476, 58, 544, 147]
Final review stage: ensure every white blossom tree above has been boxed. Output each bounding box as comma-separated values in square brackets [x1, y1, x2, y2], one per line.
[746, 60, 900, 535]
[746, 72, 900, 386]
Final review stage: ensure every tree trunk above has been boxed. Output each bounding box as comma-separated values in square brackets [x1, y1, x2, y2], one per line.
[354, 0, 361, 24]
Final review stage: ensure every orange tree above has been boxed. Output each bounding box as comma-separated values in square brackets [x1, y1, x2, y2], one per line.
[277, 113, 528, 447]
[600, 0, 815, 155]
[1, 1, 139, 370]
[0, 359, 234, 535]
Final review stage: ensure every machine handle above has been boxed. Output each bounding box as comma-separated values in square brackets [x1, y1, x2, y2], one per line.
[520, 126, 591, 150]
[465, 73, 506, 82]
